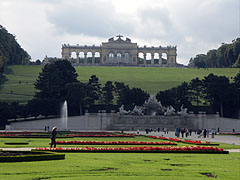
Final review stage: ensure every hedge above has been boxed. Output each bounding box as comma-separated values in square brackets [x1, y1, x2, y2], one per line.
[0, 151, 65, 162]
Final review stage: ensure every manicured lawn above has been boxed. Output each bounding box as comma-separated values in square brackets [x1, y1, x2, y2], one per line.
[0, 135, 239, 179]
[0, 152, 239, 179]
[0, 65, 239, 102]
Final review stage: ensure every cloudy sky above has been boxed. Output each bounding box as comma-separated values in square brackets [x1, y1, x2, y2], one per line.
[0, 0, 239, 64]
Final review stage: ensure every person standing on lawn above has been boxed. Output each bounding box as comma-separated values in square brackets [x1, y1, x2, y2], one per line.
[50, 126, 57, 148]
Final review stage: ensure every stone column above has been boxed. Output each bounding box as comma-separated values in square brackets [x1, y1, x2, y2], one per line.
[76, 52, 80, 64]
[92, 53, 95, 64]
[143, 53, 146, 65]
[84, 53, 87, 64]
[151, 53, 154, 65]
[159, 53, 162, 65]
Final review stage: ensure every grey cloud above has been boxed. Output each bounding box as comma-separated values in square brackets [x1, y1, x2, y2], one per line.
[46, 1, 134, 38]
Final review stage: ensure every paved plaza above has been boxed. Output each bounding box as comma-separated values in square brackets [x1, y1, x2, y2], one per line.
[129, 131, 240, 146]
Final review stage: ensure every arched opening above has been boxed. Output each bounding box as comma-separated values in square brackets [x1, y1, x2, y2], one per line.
[87, 52, 93, 63]
[79, 52, 84, 64]
[146, 53, 151, 64]
[138, 52, 144, 64]
[94, 52, 101, 64]
[124, 52, 130, 64]
[162, 53, 167, 64]
[71, 52, 77, 59]
[116, 53, 122, 64]
[154, 53, 160, 64]
[108, 53, 114, 63]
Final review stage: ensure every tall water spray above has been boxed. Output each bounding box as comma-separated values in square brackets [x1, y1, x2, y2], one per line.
[61, 100, 68, 130]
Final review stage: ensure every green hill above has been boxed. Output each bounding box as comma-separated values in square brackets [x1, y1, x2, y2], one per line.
[0, 65, 239, 102]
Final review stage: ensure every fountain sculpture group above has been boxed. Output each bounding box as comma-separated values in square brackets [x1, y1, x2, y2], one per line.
[118, 96, 188, 116]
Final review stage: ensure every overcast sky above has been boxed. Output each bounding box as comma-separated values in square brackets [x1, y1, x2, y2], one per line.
[0, 0, 239, 64]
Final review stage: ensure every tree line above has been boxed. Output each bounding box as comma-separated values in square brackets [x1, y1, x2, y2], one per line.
[0, 60, 240, 128]
[188, 38, 240, 68]
[156, 73, 240, 118]
[0, 25, 30, 73]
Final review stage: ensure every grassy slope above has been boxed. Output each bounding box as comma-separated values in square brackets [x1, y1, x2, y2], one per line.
[0, 65, 239, 102]
[0, 136, 239, 179]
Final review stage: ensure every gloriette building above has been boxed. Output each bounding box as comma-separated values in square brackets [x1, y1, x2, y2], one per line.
[61, 35, 177, 66]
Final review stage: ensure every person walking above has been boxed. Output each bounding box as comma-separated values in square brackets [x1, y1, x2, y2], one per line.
[50, 126, 57, 148]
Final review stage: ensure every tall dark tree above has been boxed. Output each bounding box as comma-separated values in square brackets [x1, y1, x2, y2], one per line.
[35, 60, 78, 100]
[202, 74, 231, 116]
[65, 82, 89, 115]
[130, 88, 149, 106]
[114, 81, 131, 105]
[33, 60, 78, 116]
[189, 78, 203, 106]
[102, 81, 114, 105]
[156, 89, 176, 107]
[87, 75, 102, 104]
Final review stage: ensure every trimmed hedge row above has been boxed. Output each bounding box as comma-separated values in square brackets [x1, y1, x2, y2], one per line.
[37, 149, 229, 154]
[0, 151, 65, 162]
[4, 142, 29, 145]
[35, 147, 229, 154]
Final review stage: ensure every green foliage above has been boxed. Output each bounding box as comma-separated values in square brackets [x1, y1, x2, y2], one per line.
[34, 60, 78, 100]
[156, 82, 192, 109]
[157, 73, 240, 117]
[102, 81, 115, 104]
[0, 25, 30, 73]
[114, 82, 149, 106]
[189, 38, 240, 68]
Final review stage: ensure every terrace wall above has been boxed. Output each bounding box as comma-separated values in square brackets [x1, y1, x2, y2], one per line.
[8, 113, 240, 132]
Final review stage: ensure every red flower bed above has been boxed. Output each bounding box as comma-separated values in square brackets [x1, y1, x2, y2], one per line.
[35, 146, 228, 154]
[184, 140, 210, 144]
[219, 133, 240, 135]
[56, 140, 176, 145]
[147, 136, 211, 145]
[66, 134, 135, 137]
[71, 131, 119, 134]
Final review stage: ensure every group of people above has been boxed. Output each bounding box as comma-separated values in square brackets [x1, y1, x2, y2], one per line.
[145, 127, 169, 134]
[175, 128, 217, 138]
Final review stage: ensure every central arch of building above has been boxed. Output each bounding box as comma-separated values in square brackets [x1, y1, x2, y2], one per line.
[62, 35, 177, 66]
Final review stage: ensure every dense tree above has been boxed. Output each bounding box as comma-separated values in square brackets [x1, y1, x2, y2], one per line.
[87, 75, 102, 104]
[130, 88, 149, 106]
[156, 88, 176, 107]
[0, 25, 30, 73]
[202, 74, 231, 117]
[189, 78, 203, 106]
[189, 38, 240, 68]
[102, 81, 114, 105]
[0, 102, 10, 128]
[114, 82, 131, 105]
[32, 60, 78, 116]
[34, 60, 78, 100]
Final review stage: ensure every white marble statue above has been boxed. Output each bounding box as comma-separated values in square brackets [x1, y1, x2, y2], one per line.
[178, 104, 188, 116]
[118, 105, 129, 115]
[132, 106, 144, 115]
[164, 105, 176, 116]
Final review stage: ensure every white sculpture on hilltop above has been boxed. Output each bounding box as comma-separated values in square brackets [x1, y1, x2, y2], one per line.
[178, 104, 188, 116]
[164, 105, 176, 116]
